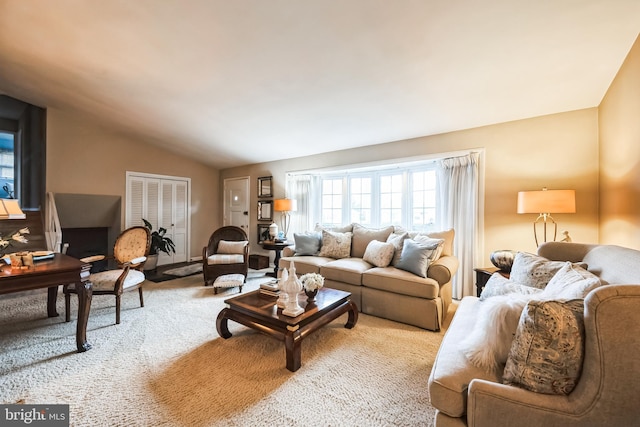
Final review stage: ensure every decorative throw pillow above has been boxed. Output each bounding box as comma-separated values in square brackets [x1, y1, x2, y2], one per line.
[351, 224, 394, 258]
[363, 240, 395, 268]
[293, 232, 322, 256]
[387, 232, 409, 266]
[541, 262, 601, 300]
[413, 235, 445, 262]
[317, 230, 352, 259]
[479, 273, 544, 300]
[503, 299, 585, 395]
[395, 239, 440, 278]
[510, 252, 576, 290]
[459, 294, 534, 373]
[217, 240, 248, 254]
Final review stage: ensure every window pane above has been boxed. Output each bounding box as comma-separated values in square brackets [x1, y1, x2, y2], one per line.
[380, 173, 403, 227]
[411, 170, 437, 231]
[0, 132, 15, 199]
[321, 178, 343, 227]
[350, 177, 371, 225]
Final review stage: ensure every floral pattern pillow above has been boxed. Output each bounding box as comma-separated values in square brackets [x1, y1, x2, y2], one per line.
[318, 230, 352, 259]
[363, 240, 396, 267]
[510, 252, 583, 290]
[503, 299, 585, 395]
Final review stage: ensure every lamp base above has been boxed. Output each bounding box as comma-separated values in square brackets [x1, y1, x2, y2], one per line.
[533, 214, 557, 246]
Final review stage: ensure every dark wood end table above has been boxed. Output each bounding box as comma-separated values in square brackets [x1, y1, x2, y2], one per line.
[261, 240, 292, 277]
[216, 287, 358, 372]
[474, 267, 510, 297]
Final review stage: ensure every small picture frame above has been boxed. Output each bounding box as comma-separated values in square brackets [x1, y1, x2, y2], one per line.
[258, 176, 272, 198]
[258, 200, 273, 221]
[257, 224, 270, 243]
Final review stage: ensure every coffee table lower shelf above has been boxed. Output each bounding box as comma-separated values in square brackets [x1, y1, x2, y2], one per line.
[216, 288, 358, 372]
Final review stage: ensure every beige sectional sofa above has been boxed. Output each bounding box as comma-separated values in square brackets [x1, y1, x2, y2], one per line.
[278, 224, 459, 331]
[428, 242, 640, 426]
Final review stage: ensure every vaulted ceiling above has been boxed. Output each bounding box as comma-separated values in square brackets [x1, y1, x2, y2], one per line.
[0, 1, 638, 169]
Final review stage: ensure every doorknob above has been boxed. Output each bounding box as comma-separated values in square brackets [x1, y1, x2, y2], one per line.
[243, 211, 248, 215]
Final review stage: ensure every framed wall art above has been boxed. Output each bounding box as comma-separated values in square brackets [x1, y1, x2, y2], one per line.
[257, 224, 271, 243]
[257, 176, 272, 198]
[258, 200, 273, 221]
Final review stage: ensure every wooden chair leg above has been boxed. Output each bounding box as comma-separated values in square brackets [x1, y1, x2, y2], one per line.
[214, 287, 219, 295]
[116, 295, 121, 325]
[65, 292, 71, 322]
[239, 285, 243, 293]
[138, 287, 144, 307]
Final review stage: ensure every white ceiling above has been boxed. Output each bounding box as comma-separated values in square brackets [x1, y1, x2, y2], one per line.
[0, 1, 638, 169]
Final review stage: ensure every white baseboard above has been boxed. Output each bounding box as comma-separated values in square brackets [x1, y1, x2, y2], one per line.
[190, 255, 203, 262]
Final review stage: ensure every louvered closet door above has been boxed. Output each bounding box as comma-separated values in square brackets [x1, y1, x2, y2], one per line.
[126, 173, 190, 266]
[158, 180, 188, 265]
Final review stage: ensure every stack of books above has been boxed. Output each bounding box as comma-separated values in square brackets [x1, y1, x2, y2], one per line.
[259, 280, 280, 297]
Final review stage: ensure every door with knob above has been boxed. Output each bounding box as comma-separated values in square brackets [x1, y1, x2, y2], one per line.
[224, 177, 250, 233]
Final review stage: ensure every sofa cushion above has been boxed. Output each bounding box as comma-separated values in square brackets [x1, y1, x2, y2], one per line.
[428, 297, 500, 418]
[320, 258, 372, 286]
[541, 262, 601, 299]
[207, 254, 244, 265]
[351, 224, 394, 258]
[279, 255, 334, 275]
[293, 232, 322, 255]
[362, 266, 440, 299]
[479, 273, 543, 300]
[363, 240, 395, 268]
[503, 299, 585, 395]
[317, 230, 352, 259]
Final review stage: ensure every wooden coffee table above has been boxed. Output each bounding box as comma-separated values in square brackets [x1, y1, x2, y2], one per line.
[216, 287, 358, 372]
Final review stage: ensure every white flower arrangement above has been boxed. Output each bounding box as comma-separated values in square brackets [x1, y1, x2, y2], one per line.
[300, 273, 324, 292]
[0, 227, 30, 255]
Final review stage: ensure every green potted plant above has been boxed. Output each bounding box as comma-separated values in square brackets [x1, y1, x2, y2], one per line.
[142, 218, 176, 270]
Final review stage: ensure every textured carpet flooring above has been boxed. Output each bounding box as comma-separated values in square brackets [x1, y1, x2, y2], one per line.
[0, 272, 453, 426]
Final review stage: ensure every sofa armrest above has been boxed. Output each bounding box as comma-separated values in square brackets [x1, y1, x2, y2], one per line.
[467, 379, 574, 427]
[283, 246, 295, 257]
[428, 255, 459, 286]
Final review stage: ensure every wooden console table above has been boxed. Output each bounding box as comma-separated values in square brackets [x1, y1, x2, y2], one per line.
[0, 253, 93, 352]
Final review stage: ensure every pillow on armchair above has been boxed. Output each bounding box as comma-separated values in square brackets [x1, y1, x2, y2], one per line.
[217, 240, 248, 254]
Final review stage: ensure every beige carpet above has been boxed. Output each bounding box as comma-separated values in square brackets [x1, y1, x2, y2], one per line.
[0, 272, 454, 426]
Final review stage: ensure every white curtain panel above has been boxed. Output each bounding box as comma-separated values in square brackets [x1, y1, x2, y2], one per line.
[286, 174, 320, 236]
[437, 152, 480, 299]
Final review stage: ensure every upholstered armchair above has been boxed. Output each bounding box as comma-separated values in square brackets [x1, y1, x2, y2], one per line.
[64, 226, 151, 325]
[202, 226, 249, 288]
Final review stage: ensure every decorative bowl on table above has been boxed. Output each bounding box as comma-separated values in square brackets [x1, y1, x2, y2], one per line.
[490, 250, 517, 272]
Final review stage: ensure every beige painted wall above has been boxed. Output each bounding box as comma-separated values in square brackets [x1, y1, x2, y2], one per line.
[599, 35, 640, 249]
[221, 108, 599, 264]
[45, 108, 221, 258]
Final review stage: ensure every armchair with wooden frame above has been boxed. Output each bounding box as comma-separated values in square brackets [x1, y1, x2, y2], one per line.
[202, 226, 249, 290]
[64, 226, 151, 325]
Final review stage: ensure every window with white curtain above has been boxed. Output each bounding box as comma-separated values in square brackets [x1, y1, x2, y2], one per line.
[295, 161, 438, 231]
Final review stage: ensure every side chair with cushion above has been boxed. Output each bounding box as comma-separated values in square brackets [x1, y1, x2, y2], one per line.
[203, 226, 249, 289]
[64, 226, 151, 325]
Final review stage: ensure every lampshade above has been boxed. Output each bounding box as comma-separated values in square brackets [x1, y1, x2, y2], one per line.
[274, 198, 297, 212]
[517, 189, 575, 214]
[0, 199, 26, 220]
